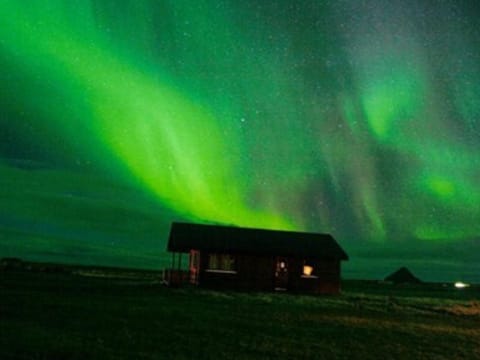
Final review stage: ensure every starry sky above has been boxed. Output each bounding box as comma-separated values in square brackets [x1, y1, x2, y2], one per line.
[1, 0, 479, 282]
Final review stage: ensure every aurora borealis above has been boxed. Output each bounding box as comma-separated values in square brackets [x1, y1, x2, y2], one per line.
[1, 1, 479, 282]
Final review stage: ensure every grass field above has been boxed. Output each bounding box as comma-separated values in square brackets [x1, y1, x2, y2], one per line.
[1, 270, 479, 359]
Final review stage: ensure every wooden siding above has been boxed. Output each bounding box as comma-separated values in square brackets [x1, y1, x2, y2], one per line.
[199, 252, 275, 291]
[195, 251, 342, 294]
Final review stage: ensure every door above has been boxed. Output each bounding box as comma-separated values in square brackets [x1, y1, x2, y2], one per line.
[189, 250, 200, 285]
[274, 257, 289, 290]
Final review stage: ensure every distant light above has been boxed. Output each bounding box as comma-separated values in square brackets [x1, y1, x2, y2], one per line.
[454, 282, 469, 289]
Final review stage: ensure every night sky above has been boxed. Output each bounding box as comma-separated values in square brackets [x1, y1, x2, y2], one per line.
[1, 1, 479, 282]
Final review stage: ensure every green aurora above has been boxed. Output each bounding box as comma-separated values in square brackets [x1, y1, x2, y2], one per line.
[0, 1, 479, 281]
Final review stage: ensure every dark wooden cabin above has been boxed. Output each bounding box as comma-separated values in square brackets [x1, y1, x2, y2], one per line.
[166, 222, 348, 294]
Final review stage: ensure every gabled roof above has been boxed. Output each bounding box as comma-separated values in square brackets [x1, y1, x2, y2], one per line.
[167, 222, 348, 260]
[385, 267, 421, 284]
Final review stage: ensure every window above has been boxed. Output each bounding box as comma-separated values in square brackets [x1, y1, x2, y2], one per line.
[206, 254, 236, 273]
[302, 260, 318, 278]
[303, 265, 314, 276]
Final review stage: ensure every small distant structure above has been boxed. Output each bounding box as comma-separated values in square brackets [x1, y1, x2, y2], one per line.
[166, 222, 349, 294]
[384, 267, 422, 284]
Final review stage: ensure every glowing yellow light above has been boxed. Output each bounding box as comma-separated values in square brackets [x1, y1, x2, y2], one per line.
[454, 281, 469, 289]
[303, 265, 314, 276]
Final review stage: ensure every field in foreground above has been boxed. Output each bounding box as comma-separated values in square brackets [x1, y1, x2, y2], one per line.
[0, 271, 479, 359]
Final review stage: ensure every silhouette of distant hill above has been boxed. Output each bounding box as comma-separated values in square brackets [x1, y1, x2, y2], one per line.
[385, 267, 422, 284]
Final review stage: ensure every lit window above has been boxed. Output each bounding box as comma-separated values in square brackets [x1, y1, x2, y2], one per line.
[207, 254, 236, 272]
[303, 265, 314, 276]
[302, 260, 317, 278]
[208, 254, 219, 269]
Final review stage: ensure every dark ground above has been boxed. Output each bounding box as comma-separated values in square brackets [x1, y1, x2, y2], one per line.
[0, 270, 479, 359]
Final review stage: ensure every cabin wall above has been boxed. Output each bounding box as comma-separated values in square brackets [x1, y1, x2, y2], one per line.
[197, 252, 275, 291]
[197, 251, 237, 289]
[288, 258, 341, 294]
[236, 254, 275, 291]
[194, 251, 342, 294]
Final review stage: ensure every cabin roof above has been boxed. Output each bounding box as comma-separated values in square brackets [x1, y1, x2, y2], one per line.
[167, 222, 348, 260]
